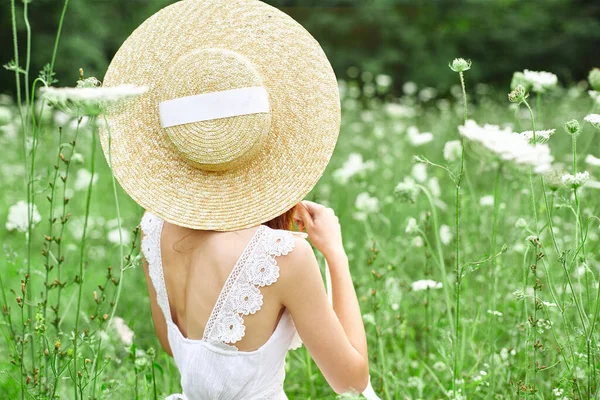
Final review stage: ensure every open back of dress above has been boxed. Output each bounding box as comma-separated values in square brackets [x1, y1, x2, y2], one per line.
[141, 211, 303, 400]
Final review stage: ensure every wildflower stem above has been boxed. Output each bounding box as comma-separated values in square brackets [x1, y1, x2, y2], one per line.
[452, 68, 468, 395]
[72, 118, 98, 400]
[42, 127, 63, 323]
[488, 165, 502, 393]
[415, 185, 452, 335]
[102, 114, 125, 329]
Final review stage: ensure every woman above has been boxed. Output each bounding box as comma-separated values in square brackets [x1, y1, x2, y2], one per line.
[99, 0, 378, 398]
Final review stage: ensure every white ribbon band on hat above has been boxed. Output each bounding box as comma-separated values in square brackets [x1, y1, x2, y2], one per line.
[158, 86, 270, 128]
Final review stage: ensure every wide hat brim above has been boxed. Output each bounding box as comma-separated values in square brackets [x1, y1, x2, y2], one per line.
[99, 0, 340, 231]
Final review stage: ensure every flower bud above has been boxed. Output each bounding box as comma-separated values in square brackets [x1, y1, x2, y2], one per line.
[508, 85, 527, 105]
[449, 58, 471, 73]
[563, 119, 581, 136]
[588, 68, 600, 91]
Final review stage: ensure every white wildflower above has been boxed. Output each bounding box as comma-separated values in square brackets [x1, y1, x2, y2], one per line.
[459, 120, 553, 174]
[449, 58, 472, 73]
[512, 290, 525, 300]
[71, 152, 85, 164]
[384, 103, 416, 118]
[411, 163, 427, 182]
[487, 310, 503, 317]
[391, 303, 399, 311]
[515, 218, 528, 228]
[543, 301, 557, 308]
[479, 195, 494, 207]
[522, 69, 558, 92]
[355, 192, 379, 213]
[41, 78, 148, 117]
[74, 169, 98, 191]
[411, 279, 442, 292]
[6, 201, 41, 232]
[440, 224, 453, 245]
[418, 87, 437, 102]
[407, 126, 434, 146]
[406, 217, 418, 233]
[402, 81, 418, 95]
[375, 74, 392, 88]
[112, 317, 134, 346]
[362, 313, 376, 325]
[0, 106, 12, 126]
[479, 370, 487, 376]
[332, 153, 376, 184]
[589, 90, 600, 105]
[433, 361, 446, 372]
[586, 154, 600, 167]
[411, 236, 424, 248]
[584, 114, 600, 129]
[107, 227, 132, 245]
[427, 177, 441, 197]
[500, 348, 509, 360]
[561, 171, 590, 188]
[520, 129, 555, 144]
[443, 140, 462, 162]
[394, 176, 419, 203]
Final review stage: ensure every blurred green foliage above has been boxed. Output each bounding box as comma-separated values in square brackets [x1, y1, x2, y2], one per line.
[1, 0, 599, 94]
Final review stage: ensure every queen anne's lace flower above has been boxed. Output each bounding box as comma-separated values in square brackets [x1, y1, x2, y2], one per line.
[585, 154, 600, 167]
[562, 171, 590, 188]
[584, 114, 600, 129]
[0, 106, 11, 126]
[520, 129, 555, 144]
[405, 217, 417, 233]
[332, 153, 375, 184]
[355, 192, 379, 213]
[74, 168, 98, 191]
[107, 227, 132, 245]
[523, 69, 558, 92]
[589, 68, 600, 91]
[411, 280, 442, 292]
[394, 177, 419, 203]
[112, 317, 134, 346]
[41, 79, 148, 117]
[6, 201, 41, 232]
[443, 140, 462, 162]
[589, 90, 600, 106]
[459, 120, 553, 174]
[440, 225, 453, 245]
[407, 126, 433, 146]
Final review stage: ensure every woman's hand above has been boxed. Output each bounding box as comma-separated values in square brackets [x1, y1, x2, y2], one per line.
[294, 200, 344, 259]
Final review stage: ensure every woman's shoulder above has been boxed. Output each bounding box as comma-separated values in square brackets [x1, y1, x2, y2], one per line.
[269, 230, 320, 283]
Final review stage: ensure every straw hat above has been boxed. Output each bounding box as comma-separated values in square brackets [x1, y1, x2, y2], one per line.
[98, 0, 340, 231]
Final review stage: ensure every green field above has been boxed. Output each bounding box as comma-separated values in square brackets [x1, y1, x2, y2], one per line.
[2, 62, 600, 399]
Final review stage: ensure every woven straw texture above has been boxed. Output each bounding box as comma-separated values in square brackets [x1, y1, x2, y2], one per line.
[98, 0, 340, 231]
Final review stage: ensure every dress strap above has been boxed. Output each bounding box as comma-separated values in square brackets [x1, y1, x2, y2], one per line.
[140, 211, 172, 323]
[202, 225, 296, 345]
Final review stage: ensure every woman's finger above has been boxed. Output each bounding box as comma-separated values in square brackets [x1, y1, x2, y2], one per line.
[295, 202, 314, 230]
[301, 200, 324, 217]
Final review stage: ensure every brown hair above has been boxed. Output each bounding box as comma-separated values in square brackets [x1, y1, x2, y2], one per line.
[262, 203, 298, 231]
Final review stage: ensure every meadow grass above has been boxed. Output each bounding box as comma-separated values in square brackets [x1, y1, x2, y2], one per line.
[2, 1, 600, 399]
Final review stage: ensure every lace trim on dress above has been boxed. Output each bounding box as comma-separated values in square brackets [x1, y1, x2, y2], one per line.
[202, 226, 296, 345]
[140, 212, 171, 322]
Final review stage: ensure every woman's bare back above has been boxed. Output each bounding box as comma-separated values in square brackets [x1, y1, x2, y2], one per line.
[159, 222, 286, 351]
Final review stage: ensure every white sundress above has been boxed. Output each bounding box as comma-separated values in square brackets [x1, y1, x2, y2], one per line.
[140, 211, 380, 400]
